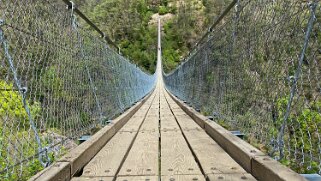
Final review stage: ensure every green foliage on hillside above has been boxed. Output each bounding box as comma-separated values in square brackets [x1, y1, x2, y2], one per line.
[0, 81, 41, 128]
[0, 81, 44, 180]
[276, 97, 321, 173]
[76, 0, 231, 73]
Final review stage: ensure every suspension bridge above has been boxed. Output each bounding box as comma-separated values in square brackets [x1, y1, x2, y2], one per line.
[1, 0, 321, 180]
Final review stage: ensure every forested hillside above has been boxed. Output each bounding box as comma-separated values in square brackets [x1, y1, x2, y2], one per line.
[74, 0, 231, 73]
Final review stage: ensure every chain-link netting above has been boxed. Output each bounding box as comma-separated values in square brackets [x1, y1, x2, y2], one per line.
[0, 0, 155, 180]
[164, 0, 321, 174]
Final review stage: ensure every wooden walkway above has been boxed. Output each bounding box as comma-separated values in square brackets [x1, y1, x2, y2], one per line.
[71, 82, 257, 181]
[31, 79, 305, 181]
[30, 18, 306, 181]
[38, 55, 305, 181]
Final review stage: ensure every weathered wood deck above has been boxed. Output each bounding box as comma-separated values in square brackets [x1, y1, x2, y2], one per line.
[31, 81, 306, 181]
[27, 15, 308, 181]
[70, 81, 257, 181]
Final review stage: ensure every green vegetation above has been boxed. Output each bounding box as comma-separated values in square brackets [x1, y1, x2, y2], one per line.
[240, 96, 321, 173]
[75, 0, 231, 73]
[0, 81, 70, 180]
[276, 97, 321, 173]
[0, 81, 43, 180]
[0, 81, 41, 127]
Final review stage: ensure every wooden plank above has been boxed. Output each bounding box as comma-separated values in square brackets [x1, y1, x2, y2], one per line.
[168, 101, 181, 105]
[119, 131, 159, 176]
[160, 115, 175, 120]
[159, 107, 170, 111]
[161, 175, 206, 181]
[160, 113, 175, 119]
[207, 174, 256, 181]
[159, 110, 172, 117]
[160, 106, 171, 109]
[160, 106, 171, 110]
[140, 116, 159, 132]
[167, 103, 180, 108]
[164, 96, 174, 102]
[251, 156, 306, 181]
[169, 104, 184, 111]
[119, 117, 145, 132]
[131, 111, 147, 118]
[172, 110, 188, 117]
[82, 132, 136, 177]
[160, 103, 170, 107]
[163, 94, 179, 105]
[159, 107, 169, 110]
[161, 131, 202, 176]
[138, 104, 153, 109]
[175, 115, 202, 130]
[182, 129, 216, 147]
[146, 109, 159, 116]
[71, 177, 114, 181]
[130, 105, 149, 117]
[165, 92, 205, 128]
[58, 125, 117, 176]
[171, 107, 184, 111]
[183, 130, 246, 175]
[204, 121, 264, 172]
[148, 108, 159, 113]
[139, 107, 151, 110]
[146, 115, 159, 120]
[29, 162, 70, 181]
[149, 107, 159, 111]
[144, 102, 154, 106]
[160, 116, 180, 131]
[167, 102, 180, 107]
[166, 90, 264, 172]
[116, 176, 158, 181]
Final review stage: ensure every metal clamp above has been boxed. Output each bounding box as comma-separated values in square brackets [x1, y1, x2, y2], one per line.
[67, 1, 75, 10]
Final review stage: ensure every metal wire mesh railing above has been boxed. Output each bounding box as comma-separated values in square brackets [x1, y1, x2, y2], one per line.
[164, 0, 321, 174]
[0, 0, 155, 180]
